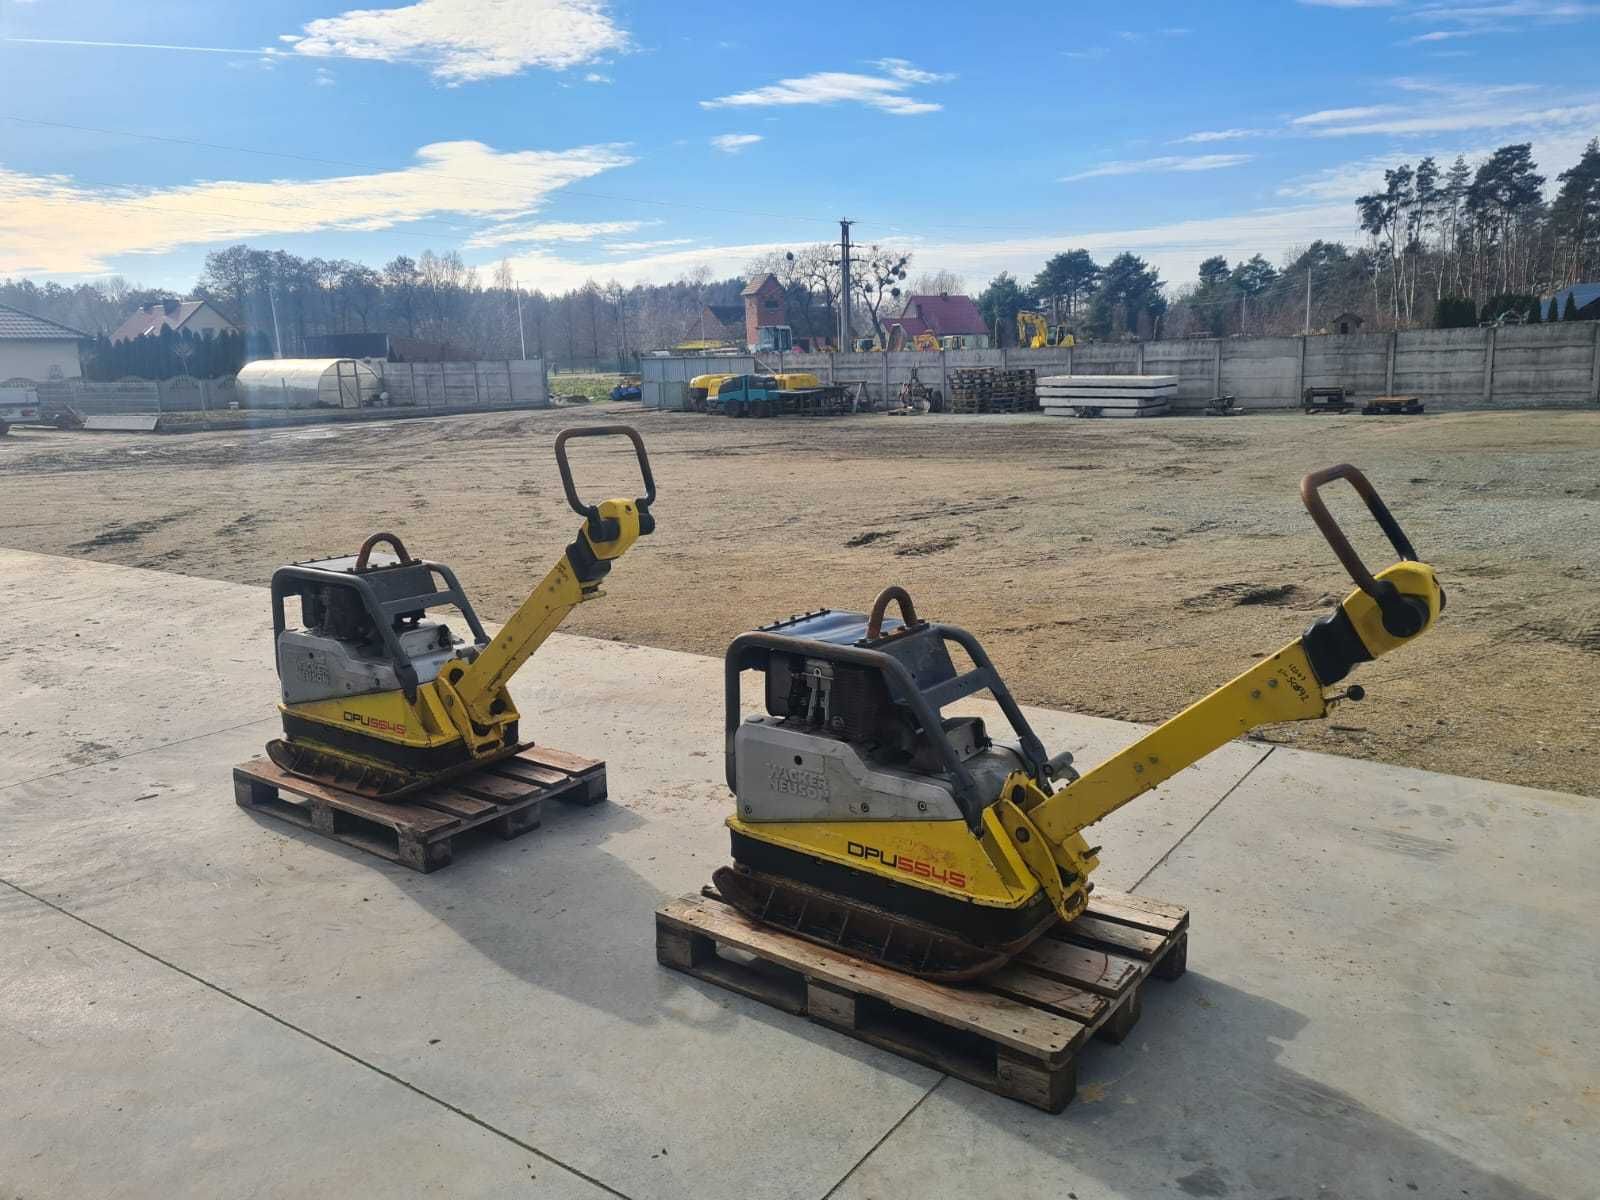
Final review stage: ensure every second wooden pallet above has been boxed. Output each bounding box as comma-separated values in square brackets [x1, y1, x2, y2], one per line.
[235, 745, 605, 872]
[657, 886, 1187, 1111]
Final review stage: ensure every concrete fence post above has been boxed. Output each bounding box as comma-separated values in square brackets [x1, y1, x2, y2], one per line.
[1385, 332, 1397, 396]
[1482, 327, 1496, 403]
[939, 350, 948, 406]
[1591, 322, 1600, 403]
[1296, 336, 1306, 401]
[882, 351, 889, 405]
[1066, 345, 1074, 376]
[1135, 342, 1146, 375]
[1212, 340, 1222, 397]
[999, 345, 1009, 368]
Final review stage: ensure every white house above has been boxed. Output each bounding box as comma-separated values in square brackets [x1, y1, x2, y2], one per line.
[0, 303, 86, 382]
[111, 298, 239, 343]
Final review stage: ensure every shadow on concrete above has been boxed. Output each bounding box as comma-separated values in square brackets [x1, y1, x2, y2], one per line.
[240, 786, 732, 1030]
[932, 971, 1558, 1200]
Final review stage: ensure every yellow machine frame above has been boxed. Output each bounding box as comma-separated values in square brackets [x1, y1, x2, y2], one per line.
[271, 426, 657, 797]
[723, 465, 1445, 963]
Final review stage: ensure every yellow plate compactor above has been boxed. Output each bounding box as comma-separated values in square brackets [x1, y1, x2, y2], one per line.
[267, 425, 657, 800]
[714, 465, 1445, 981]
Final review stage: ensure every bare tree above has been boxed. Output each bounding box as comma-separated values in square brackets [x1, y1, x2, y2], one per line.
[851, 245, 911, 340]
[907, 269, 965, 295]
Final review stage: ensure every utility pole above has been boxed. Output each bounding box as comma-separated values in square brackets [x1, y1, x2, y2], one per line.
[268, 286, 284, 359]
[838, 218, 854, 351]
[1304, 268, 1312, 336]
[516, 287, 527, 360]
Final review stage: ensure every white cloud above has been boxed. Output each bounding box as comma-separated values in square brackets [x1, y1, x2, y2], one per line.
[0, 141, 633, 274]
[1062, 154, 1254, 181]
[583, 71, 611, 83]
[314, 67, 337, 86]
[710, 133, 763, 153]
[282, 0, 628, 83]
[700, 61, 950, 116]
[1304, 99, 1600, 136]
[465, 219, 649, 249]
[1291, 105, 1400, 125]
[1174, 128, 1266, 143]
[869, 58, 953, 84]
[1406, 2, 1599, 22]
[1064, 46, 1108, 60]
[603, 238, 694, 253]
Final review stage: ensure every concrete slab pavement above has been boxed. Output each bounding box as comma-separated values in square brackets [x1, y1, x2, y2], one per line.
[830, 750, 1596, 1200]
[1, 549, 1593, 1199]
[1, 886, 622, 1200]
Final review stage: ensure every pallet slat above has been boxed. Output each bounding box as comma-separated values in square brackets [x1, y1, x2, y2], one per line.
[1085, 889, 1189, 934]
[235, 745, 604, 873]
[1013, 939, 1143, 998]
[1050, 913, 1167, 959]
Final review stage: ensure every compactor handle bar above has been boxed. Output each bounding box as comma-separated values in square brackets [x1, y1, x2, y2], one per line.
[1300, 463, 1427, 638]
[554, 425, 658, 539]
[865, 586, 923, 640]
[353, 531, 413, 572]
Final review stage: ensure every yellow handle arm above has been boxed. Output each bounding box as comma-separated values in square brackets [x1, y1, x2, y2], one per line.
[448, 498, 644, 725]
[437, 426, 657, 735]
[1029, 557, 1444, 847]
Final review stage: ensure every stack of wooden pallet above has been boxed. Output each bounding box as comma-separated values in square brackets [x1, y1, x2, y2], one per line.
[1038, 374, 1177, 418]
[949, 368, 1037, 414]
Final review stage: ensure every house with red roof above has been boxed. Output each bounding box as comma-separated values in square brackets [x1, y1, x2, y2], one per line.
[883, 292, 992, 349]
[111, 298, 239, 344]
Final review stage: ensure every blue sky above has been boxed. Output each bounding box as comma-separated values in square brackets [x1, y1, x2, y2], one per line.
[2, 0, 1598, 294]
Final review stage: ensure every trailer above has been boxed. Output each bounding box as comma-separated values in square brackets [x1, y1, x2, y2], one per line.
[1362, 394, 1425, 416]
[1302, 386, 1353, 414]
[707, 374, 853, 418]
[0, 386, 82, 436]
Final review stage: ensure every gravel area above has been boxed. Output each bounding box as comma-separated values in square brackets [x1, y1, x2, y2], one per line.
[2, 404, 1595, 795]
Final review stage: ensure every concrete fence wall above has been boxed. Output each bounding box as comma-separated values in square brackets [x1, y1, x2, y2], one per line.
[641, 323, 1600, 411]
[18, 359, 549, 414]
[374, 360, 547, 408]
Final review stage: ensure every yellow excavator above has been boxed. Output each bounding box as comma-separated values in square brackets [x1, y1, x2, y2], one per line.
[267, 426, 657, 800]
[714, 465, 1444, 980]
[1016, 311, 1076, 349]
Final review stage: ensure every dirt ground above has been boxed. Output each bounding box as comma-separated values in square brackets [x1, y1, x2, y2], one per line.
[2, 404, 1596, 796]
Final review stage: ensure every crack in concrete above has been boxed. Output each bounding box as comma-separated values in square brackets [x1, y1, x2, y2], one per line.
[0, 715, 277, 793]
[0, 876, 639, 1200]
[1131, 745, 1277, 892]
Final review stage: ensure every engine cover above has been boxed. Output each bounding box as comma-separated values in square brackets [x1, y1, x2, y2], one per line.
[277, 620, 464, 704]
[733, 715, 1025, 823]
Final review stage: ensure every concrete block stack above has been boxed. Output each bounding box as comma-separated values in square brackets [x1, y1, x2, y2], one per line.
[1038, 374, 1177, 418]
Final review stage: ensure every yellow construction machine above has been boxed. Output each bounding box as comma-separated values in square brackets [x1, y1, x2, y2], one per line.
[1016, 311, 1076, 349]
[714, 465, 1444, 981]
[267, 426, 657, 800]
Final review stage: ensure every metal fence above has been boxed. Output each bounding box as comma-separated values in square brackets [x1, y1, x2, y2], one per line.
[640, 323, 1600, 412]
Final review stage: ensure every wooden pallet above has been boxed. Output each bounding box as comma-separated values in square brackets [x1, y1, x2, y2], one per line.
[656, 886, 1187, 1112]
[235, 746, 605, 873]
[949, 368, 1037, 415]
